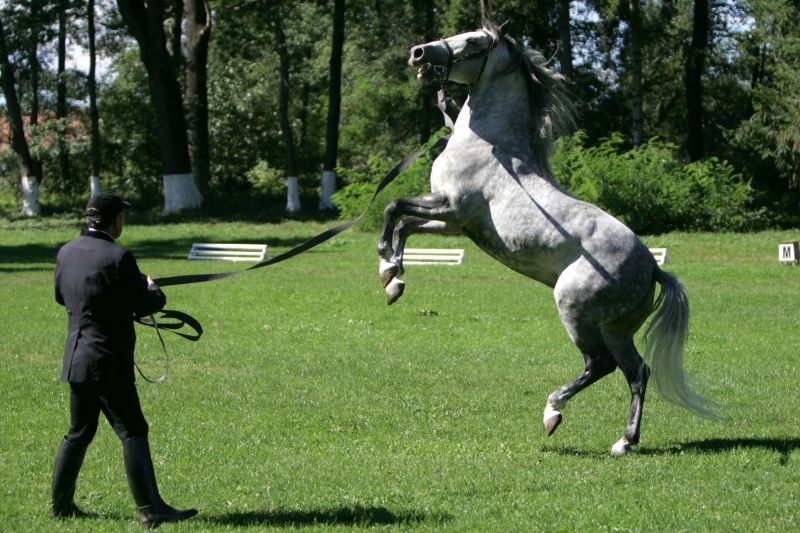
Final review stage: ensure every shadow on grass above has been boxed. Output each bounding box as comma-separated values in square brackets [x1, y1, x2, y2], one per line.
[545, 437, 800, 464]
[205, 505, 451, 527]
[676, 437, 800, 465]
[0, 243, 60, 272]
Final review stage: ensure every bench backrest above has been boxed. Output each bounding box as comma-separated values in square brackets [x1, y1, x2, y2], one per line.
[402, 248, 465, 265]
[188, 243, 268, 262]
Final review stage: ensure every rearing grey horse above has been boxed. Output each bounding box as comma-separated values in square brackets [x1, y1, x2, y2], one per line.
[377, 20, 717, 455]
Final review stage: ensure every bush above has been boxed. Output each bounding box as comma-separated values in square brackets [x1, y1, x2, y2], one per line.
[334, 130, 758, 235]
[550, 132, 758, 234]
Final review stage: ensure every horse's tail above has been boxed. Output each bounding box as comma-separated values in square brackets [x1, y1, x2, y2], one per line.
[643, 268, 720, 419]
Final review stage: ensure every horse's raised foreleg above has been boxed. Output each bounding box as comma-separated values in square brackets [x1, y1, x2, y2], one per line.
[380, 218, 460, 304]
[378, 192, 471, 304]
[544, 351, 616, 436]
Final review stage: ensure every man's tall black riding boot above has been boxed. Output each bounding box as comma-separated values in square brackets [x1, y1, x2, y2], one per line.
[51, 438, 91, 518]
[122, 436, 198, 529]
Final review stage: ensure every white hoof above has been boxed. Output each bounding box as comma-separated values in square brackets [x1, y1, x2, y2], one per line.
[385, 277, 405, 305]
[543, 402, 563, 437]
[610, 437, 631, 457]
[379, 259, 398, 288]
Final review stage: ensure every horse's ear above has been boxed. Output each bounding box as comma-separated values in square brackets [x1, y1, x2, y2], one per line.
[498, 20, 509, 37]
[480, 0, 505, 38]
[480, 0, 493, 29]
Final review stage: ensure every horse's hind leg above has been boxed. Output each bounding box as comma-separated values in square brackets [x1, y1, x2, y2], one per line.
[544, 350, 616, 436]
[600, 328, 650, 456]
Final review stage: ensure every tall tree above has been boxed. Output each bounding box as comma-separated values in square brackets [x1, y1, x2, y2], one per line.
[270, 5, 301, 213]
[28, 0, 44, 184]
[320, 0, 345, 210]
[627, 0, 644, 147]
[116, 0, 202, 212]
[185, 0, 211, 193]
[56, 0, 72, 189]
[558, 0, 574, 80]
[0, 14, 40, 215]
[88, 0, 101, 197]
[167, 0, 182, 73]
[685, 0, 709, 161]
[416, 0, 438, 143]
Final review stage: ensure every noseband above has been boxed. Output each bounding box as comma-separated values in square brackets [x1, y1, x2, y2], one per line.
[435, 31, 497, 85]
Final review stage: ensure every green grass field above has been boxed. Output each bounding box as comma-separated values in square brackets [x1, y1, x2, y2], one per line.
[1, 218, 799, 531]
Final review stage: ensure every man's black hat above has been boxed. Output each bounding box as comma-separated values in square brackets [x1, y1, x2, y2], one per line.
[84, 192, 131, 223]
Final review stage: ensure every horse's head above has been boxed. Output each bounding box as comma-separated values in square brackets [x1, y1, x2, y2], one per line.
[409, 28, 500, 86]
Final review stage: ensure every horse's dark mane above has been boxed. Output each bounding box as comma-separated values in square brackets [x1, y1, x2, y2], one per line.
[481, 22, 575, 163]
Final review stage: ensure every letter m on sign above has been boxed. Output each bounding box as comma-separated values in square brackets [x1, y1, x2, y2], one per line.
[779, 241, 799, 264]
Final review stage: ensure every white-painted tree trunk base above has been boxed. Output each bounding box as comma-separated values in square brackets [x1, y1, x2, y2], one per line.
[286, 176, 302, 213]
[163, 173, 203, 213]
[319, 170, 336, 210]
[21, 175, 41, 216]
[90, 176, 101, 198]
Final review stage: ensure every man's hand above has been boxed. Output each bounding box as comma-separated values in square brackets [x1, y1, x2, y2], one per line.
[146, 276, 160, 291]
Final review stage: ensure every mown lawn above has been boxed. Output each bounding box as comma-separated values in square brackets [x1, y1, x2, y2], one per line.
[1, 218, 799, 532]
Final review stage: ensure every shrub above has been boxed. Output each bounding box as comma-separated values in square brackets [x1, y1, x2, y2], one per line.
[335, 130, 757, 235]
[550, 132, 757, 234]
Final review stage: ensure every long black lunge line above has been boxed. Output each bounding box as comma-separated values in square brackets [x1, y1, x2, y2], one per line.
[133, 135, 450, 373]
[154, 135, 449, 288]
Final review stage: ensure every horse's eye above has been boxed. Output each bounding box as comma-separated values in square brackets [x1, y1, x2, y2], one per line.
[467, 38, 477, 45]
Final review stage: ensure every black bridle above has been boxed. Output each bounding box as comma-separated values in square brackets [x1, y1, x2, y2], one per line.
[435, 31, 498, 86]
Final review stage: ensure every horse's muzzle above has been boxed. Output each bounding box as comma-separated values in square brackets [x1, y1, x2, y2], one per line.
[408, 41, 450, 80]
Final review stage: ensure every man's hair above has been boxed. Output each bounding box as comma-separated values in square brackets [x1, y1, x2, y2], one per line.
[86, 214, 112, 231]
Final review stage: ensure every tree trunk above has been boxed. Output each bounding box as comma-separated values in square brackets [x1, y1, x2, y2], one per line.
[116, 0, 202, 212]
[418, 0, 436, 143]
[29, 0, 43, 183]
[685, 0, 709, 162]
[0, 15, 39, 216]
[558, 0, 574, 80]
[88, 0, 101, 198]
[185, 0, 211, 194]
[57, 0, 72, 189]
[273, 12, 301, 213]
[168, 0, 182, 73]
[628, 0, 644, 147]
[320, 0, 345, 210]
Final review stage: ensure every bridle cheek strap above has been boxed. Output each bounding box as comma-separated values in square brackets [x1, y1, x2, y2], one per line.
[438, 32, 496, 86]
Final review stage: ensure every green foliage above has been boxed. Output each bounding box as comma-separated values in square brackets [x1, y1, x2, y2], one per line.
[551, 132, 758, 234]
[96, 50, 161, 203]
[732, 0, 800, 190]
[245, 160, 285, 196]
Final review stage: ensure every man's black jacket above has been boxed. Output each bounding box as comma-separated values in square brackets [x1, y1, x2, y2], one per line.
[55, 230, 166, 383]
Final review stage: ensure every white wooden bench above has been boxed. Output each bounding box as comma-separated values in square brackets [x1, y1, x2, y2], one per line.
[402, 248, 465, 265]
[188, 243, 268, 262]
[649, 247, 668, 265]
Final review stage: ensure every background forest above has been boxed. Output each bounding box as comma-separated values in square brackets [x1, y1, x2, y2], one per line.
[1, 0, 799, 233]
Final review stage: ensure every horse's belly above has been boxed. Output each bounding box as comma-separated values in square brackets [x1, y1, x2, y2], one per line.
[463, 221, 562, 287]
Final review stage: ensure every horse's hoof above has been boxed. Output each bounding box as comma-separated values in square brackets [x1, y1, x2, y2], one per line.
[610, 437, 631, 457]
[544, 414, 562, 437]
[379, 259, 398, 288]
[543, 403, 562, 437]
[385, 278, 405, 305]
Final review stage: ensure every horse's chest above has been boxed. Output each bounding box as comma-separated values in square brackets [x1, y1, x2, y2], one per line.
[430, 144, 488, 194]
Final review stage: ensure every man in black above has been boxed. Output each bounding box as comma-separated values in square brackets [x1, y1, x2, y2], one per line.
[51, 192, 197, 528]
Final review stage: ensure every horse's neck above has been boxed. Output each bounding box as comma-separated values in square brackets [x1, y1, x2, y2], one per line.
[454, 72, 538, 161]
[451, 73, 552, 180]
